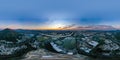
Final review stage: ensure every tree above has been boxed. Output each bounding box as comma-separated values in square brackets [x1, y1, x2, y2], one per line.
[0, 28, 22, 42]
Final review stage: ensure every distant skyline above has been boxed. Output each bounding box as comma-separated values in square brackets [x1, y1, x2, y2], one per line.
[0, 0, 120, 30]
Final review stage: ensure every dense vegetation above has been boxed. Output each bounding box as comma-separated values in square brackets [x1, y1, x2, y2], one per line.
[114, 32, 120, 41]
[0, 28, 22, 42]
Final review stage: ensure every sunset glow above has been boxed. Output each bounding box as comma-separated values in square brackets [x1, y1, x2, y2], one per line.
[0, 0, 120, 30]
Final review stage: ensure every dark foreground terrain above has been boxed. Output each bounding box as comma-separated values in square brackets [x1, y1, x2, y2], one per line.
[0, 28, 120, 60]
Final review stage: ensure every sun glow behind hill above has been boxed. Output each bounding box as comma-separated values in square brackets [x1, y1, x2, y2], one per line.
[36, 13, 75, 30]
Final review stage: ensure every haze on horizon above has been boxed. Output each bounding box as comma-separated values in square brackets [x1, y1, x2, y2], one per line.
[0, 0, 120, 30]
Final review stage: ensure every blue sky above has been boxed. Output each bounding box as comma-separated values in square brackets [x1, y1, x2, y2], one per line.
[0, 0, 120, 29]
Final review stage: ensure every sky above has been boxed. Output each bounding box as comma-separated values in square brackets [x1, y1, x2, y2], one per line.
[0, 0, 120, 30]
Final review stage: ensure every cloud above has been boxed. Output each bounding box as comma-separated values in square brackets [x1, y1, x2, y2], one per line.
[75, 25, 117, 30]
[12, 13, 49, 26]
[60, 24, 76, 29]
